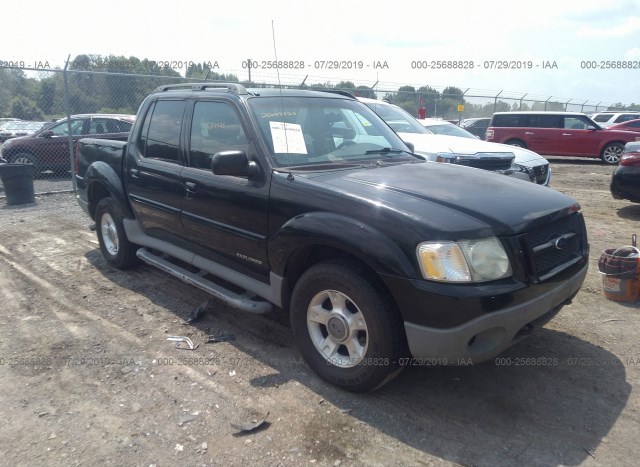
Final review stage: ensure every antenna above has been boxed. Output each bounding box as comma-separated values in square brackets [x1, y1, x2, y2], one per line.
[271, 20, 290, 155]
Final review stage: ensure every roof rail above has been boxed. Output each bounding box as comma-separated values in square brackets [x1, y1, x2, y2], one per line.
[154, 82, 248, 94]
[322, 89, 356, 99]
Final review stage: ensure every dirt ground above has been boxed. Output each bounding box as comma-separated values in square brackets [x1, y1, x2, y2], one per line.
[0, 158, 639, 467]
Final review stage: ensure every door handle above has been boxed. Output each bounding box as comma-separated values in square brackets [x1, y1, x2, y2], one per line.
[562, 133, 572, 136]
[525, 132, 534, 135]
[185, 182, 197, 197]
[130, 168, 139, 178]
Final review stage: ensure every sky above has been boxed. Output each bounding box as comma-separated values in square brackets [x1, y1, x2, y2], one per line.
[4, 0, 640, 107]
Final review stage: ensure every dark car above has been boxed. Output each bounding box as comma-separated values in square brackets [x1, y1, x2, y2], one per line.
[611, 142, 640, 202]
[461, 117, 491, 139]
[0, 114, 134, 175]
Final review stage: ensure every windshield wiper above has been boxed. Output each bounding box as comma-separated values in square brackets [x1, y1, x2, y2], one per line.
[364, 147, 405, 155]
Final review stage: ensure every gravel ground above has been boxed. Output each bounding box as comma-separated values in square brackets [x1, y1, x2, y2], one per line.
[0, 158, 638, 466]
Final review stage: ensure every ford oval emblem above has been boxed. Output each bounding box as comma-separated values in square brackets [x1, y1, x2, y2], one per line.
[554, 237, 568, 250]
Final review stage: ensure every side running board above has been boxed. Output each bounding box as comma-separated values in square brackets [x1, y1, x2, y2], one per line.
[136, 248, 272, 314]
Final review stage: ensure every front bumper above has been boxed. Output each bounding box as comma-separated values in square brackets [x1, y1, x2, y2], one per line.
[611, 166, 640, 202]
[385, 262, 587, 364]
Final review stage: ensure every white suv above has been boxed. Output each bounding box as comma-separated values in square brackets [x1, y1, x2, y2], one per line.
[358, 98, 551, 186]
[590, 111, 640, 128]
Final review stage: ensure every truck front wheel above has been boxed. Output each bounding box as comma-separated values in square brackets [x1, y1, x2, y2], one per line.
[95, 197, 139, 269]
[290, 259, 405, 392]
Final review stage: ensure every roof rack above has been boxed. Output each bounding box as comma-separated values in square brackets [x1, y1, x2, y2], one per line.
[322, 89, 356, 99]
[154, 82, 248, 95]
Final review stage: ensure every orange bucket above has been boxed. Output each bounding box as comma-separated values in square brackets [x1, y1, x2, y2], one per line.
[598, 246, 640, 302]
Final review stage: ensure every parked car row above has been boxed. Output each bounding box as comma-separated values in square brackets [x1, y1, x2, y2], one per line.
[590, 111, 640, 128]
[0, 120, 51, 142]
[359, 98, 551, 186]
[0, 114, 134, 176]
[460, 117, 491, 139]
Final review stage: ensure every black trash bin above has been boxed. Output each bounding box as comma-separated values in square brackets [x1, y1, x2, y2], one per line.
[0, 163, 35, 205]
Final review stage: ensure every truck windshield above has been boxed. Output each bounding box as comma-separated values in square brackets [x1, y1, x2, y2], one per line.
[248, 96, 415, 167]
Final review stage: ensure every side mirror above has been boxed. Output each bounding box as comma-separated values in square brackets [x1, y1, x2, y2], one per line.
[586, 125, 597, 131]
[41, 130, 54, 138]
[404, 141, 415, 153]
[211, 150, 258, 178]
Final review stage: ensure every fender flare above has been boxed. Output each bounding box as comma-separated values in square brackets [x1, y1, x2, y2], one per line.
[270, 211, 417, 279]
[85, 161, 134, 219]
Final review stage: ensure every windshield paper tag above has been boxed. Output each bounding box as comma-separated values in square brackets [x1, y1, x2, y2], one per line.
[269, 121, 307, 154]
[355, 114, 372, 127]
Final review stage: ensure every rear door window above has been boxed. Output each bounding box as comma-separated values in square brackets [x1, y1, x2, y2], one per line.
[492, 114, 531, 127]
[593, 114, 613, 123]
[88, 118, 121, 134]
[617, 114, 640, 123]
[530, 115, 560, 128]
[143, 100, 186, 163]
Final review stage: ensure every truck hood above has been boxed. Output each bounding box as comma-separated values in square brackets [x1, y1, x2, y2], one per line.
[304, 161, 576, 238]
[398, 132, 547, 166]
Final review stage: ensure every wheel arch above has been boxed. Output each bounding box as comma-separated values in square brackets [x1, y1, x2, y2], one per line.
[85, 161, 134, 220]
[600, 140, 626, 153]
[505, 138, 527, 148]
[271, 212, 417, 309]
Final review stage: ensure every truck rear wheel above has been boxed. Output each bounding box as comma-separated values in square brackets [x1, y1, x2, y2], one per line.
[95, 197, 138, 269]
[290, 259, 405, 392]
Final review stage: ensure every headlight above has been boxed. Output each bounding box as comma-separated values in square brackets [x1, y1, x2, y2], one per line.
[511, 163, 535, 182]
[417, 237, 512, 282]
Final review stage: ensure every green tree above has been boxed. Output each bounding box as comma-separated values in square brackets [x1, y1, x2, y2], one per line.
[355, 85, 375, 98]
[335, 81, 356, 90]
[9, 96, 44, 120]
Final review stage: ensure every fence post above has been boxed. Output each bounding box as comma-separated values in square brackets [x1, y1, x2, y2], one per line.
[564, 98, 573, 111]
[63, 55, 77, 192]
[493, 90, 503, 114]
[519, 93, 528, 111]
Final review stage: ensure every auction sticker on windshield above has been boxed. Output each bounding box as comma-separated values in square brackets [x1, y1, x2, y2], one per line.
[269, 121, 307, 154]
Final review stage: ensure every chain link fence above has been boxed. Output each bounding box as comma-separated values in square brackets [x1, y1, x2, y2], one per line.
[0, 63, 629, 196]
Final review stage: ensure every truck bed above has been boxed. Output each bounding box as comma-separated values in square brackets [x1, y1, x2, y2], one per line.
[76, 138, 127, 180]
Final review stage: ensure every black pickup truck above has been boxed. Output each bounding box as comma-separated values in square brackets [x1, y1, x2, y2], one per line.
[75, 83, 589, 391]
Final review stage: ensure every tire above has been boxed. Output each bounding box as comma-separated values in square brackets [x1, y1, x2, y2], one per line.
[9, 152, 41, 177]
[505, 139, 526, 148]
[290, 259, 405, 392]
[95, 197, 139, 269]
[601, 142, 624, 165]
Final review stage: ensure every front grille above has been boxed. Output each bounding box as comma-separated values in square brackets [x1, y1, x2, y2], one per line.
[532, 164, 549, 184]
[468, 157, 512, 171]
[525, 213, 585, 281]
[447, 153, 514, 171]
